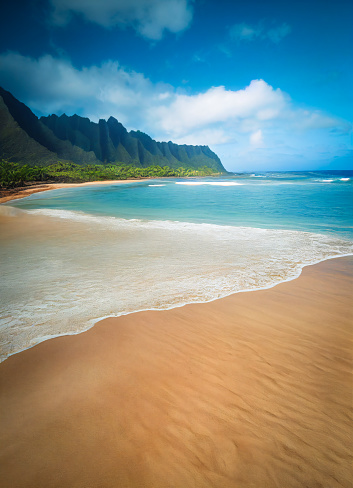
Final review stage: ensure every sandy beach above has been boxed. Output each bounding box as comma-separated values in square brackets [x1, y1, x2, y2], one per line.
[0, 256, 352, 487]
[0, 179, 145, 204]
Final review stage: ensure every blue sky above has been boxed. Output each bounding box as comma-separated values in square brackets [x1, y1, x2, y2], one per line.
[0, 0, 352, 171]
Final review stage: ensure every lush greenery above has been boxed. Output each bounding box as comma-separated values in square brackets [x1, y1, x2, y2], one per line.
[0, 160, 219, 189]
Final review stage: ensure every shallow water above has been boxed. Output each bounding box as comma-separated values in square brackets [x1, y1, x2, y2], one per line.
[8, 170, 353, 238]
[1, 171, 352, 360]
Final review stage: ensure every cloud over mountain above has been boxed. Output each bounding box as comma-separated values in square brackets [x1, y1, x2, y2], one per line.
[0, 51, 350, 169]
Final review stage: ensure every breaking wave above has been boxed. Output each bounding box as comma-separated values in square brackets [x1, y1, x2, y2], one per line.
[1, 207, 352, 362]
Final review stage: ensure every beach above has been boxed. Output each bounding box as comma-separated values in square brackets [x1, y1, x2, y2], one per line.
[0, 256, 352, 487]
[1, 0, 351, 485]
[0, 179, 145, 204]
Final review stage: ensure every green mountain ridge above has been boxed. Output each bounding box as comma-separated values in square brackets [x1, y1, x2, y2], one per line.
[0, 87, 226, 173]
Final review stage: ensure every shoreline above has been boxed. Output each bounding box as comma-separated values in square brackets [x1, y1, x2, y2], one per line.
[2, 252, 353, 364]
[0, 178, 147, 204]
[1, 189, 352, 363]
[1, 190, 353, 363]
[1, 256, 352, 487]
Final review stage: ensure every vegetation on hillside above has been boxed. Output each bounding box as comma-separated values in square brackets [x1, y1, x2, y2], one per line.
[0, 160, 219, 189]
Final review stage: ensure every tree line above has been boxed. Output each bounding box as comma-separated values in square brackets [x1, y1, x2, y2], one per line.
[0, 160, 219, 189]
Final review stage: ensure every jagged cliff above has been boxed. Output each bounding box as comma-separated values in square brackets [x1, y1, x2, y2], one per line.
[0, 87, 226, 172]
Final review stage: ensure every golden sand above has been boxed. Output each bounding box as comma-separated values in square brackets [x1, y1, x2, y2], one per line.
[0, 257, 352, 487]
[0, 179, 144, 204]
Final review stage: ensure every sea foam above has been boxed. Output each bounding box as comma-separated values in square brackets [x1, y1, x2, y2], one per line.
[175, 181, 242, 186]
[1, 207, 352, 362]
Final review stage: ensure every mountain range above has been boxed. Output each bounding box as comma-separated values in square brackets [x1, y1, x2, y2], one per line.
[0, 87, 226, 173]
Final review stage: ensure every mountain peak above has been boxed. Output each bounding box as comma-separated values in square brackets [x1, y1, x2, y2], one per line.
[0, 87, 226, 172]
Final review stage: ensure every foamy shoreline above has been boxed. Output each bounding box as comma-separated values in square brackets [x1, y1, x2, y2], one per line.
[3, 252, 353, 364]
[1, 201, 353, 363]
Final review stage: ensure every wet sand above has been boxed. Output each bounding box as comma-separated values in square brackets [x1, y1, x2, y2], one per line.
[0, 257, 352, 488]
[0, 179, 145, 204]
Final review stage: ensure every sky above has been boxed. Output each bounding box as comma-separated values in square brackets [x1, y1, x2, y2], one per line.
[0, 0, 352, 172]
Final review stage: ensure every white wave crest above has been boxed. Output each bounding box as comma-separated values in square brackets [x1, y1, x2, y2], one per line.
[175, 181, 242, 186]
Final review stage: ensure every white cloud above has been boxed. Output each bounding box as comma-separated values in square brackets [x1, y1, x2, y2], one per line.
[0, 51, 350, 171]
[230, 21, 292, 43]
[49, 0, 194, 40]
[0, 52, 170, 129]
[173, 128, 232, 146]
[250, 129, 264, 147]
[152, 80, 288, 136]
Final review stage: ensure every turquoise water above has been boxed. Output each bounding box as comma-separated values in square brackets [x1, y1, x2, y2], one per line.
[9, 171, 353, 239]
[1, 170, 353, 360]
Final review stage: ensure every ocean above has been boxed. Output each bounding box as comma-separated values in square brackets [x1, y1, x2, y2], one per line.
[1, 170, 352, 360]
